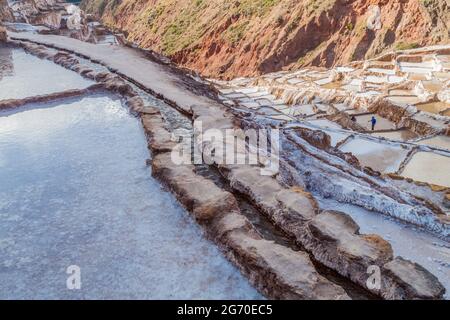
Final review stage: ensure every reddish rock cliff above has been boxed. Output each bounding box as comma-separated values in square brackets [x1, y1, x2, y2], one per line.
[82, 0, 449, 79]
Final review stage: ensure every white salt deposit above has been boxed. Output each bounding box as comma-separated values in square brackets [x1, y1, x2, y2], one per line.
[0, 96, 261, 299]
[339, 138, 410, 173]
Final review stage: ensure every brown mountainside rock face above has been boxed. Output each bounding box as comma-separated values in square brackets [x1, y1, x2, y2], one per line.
[0, 0, 12, 22]
[80, 0, 449, 79]
[0, 0, 8, 42]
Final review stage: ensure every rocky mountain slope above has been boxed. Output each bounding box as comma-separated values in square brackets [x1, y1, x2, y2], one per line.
[79, 0, 449, 79]
[0, 0, 70, 28]
[0, 0, 12, 21]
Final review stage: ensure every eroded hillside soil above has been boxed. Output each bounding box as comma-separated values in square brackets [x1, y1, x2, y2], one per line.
[80, 0, 450, 79]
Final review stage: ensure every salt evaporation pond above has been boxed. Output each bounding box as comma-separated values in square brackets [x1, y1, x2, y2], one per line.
[371, 129, 418, 142]
[416, 101, 450, 114]
[0, 95, 261, 299]
[401, 151, 450, 188]
[0, 47, 93, 100]
[318, 198, 450, 299]
[339, 137, 409, 173]
[354, 114, 396, 131]
[323, 130, 349, 147]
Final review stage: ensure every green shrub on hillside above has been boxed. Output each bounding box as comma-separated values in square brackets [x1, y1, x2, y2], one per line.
[395, 42, 420, 51]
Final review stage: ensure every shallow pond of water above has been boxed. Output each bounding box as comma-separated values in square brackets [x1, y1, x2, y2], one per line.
[388, 89, 414, 96]
[282, 104, 315, 117]
[387, 95, 422, 106]
[0, 47, 93, 101]
[318, 197, 450, 299]
[0, 95, 261, 299]
[325, 131, 349, 147]
[339, 138, 409, 173]
[307, 119, 342, 129]
[371, 129, 418, 142]
[408, 74, 428, 81]
[321, 81, 343, 89]
[399, 62, 433, 74]
[354, 114, 396, 131]
[418, 136, 450, 151]
[401, 151, 450, 188]
[416, 101, 450, 114]
[422, 80, 444, 93]
[3, 22, 50, 33]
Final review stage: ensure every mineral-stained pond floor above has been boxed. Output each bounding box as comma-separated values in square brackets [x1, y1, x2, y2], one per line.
[339, 138, 409, 173]
[0, 95, 261, 299]
[325, 130, 349, 147]
[354, 114, 396, 131]
[418, 135, 450, 151]
[387, 95, 422, 106]
[0, 47, 93, 100]
[370, 129, 418, 141]
[318, 197, 450, 299]
[400, 151, 450, 188]
[415, 101, 450, 115]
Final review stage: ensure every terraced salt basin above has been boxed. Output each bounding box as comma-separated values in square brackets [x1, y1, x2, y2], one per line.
[301, 120, 349, 146]
[0, 96, 261, 299]
[318, 197, 450, 299]
[418, 135, 450, 151]
[353, 114, 396, 131]
[0, 46, 94, 100]
[371, 129, 418, 141]
[400, 151, 450, 188]
[324, 130, 349, 147]
[387, 95, 422, 106]
[339, 137, 410, 173]
[308, 119, 342, 129]
[416, 101, 450, 115]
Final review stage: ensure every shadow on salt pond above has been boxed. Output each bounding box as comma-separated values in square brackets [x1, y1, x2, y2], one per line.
[0, 94, 262, 299]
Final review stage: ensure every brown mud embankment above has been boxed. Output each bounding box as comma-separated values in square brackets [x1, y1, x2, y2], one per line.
[6, 36, 446, 300]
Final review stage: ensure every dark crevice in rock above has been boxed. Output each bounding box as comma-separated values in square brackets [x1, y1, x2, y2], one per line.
[193, 163, 376, 300]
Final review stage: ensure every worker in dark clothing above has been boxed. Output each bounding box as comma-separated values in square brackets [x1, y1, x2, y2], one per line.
[369, 116, 377, 131]
[351, 115, 356, 122]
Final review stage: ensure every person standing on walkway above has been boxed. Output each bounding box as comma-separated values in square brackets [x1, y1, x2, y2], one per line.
[369, 116, 377, 131]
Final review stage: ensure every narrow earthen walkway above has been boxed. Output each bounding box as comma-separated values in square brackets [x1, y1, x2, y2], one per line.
[8, 31, 216, 112]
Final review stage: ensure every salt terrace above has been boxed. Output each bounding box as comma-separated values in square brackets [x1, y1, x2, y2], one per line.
[213, 45, 450, 189]
[2, 29, 449, 300]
